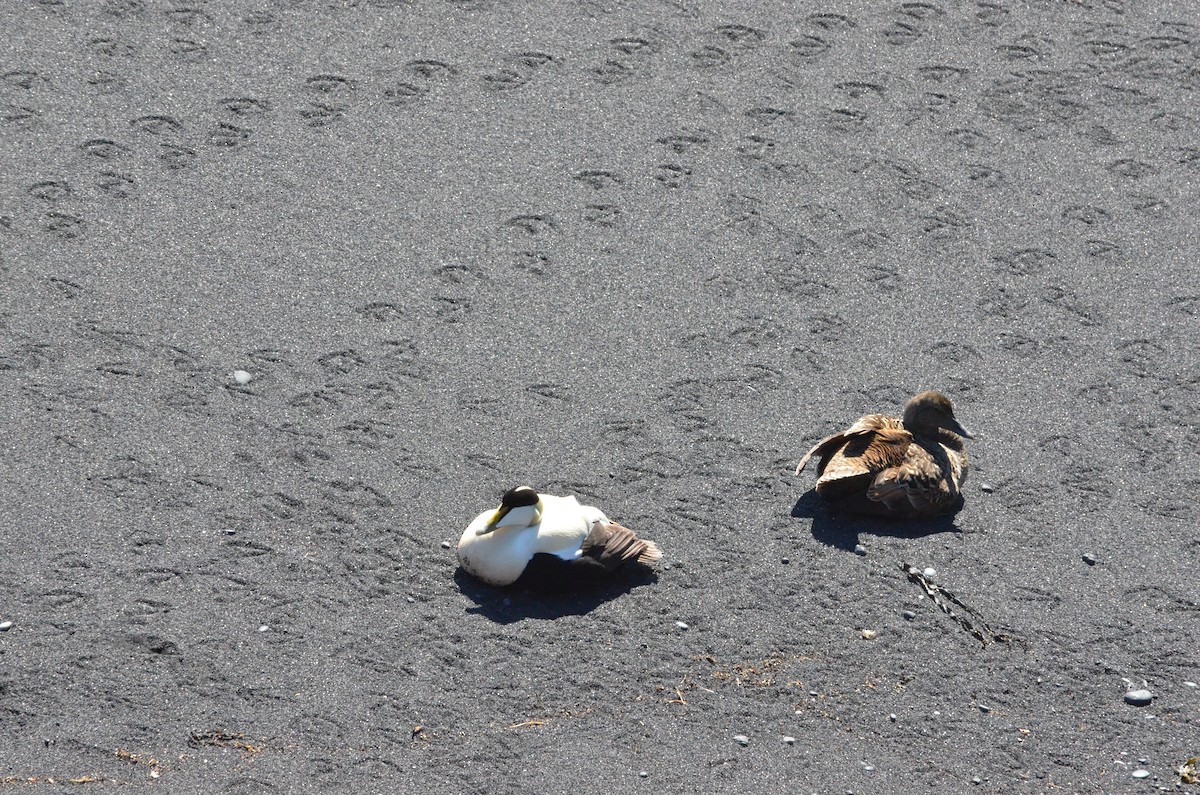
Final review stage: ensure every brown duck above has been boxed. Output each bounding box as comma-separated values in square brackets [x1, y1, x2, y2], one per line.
[795, 390, 973, 518]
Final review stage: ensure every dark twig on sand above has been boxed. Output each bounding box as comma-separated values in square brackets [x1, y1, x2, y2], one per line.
[901, 563, 1014, 647]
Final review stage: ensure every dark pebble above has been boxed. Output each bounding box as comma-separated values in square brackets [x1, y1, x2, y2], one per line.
[1082, 553, 1097, 565]
[854, 544, 867, 556]
[901, 610, 917, 621]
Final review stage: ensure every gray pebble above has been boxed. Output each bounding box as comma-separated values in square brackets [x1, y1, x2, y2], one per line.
[0, 621, 12, 632]
[978, 704, 991, 714]
[257, 624, 269, 633]
[638, 771, 648, 778]
[854, 544, 867, 556]
[1125, 689, 1153, 707]
[889, 713, 897, 722]
[971, 777, 982, 785]
[1132, 769, 1150, 779]
[781, 557, 790, 565]
[809, 690, 819, 697]
[1082, 553, 1097, 566]
[782, 736, 795, 745]
[901, 610, 917, 621]
[674, 621, 689, 630]
[223, 528, 236, 535]
[405, 596, 415, 604]
[980, 483, 994, 493]
[733, 735, 750, 746]
[440, 540, 452, 549]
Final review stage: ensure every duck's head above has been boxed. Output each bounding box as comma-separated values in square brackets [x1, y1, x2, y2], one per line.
[476, 485, 543, 535]
[902, 391, 973, 439]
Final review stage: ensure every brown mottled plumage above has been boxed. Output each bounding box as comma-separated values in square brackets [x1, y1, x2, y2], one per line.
[795, 391, 973, 518]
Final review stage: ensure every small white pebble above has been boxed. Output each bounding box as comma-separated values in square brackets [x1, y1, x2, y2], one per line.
[232, 369, 252, 385]
[923, 567, 937, 581]
[0, 621, 12, 632]
[860, 629, 877, 640]
[440, 541, 452, 549]
[888, 713, 897, 722]
[638, 771, 648, 778]
[978, 704, 991, 714]
[733, 734, 750, 746]
[783, 736, 796, 745]
[257, 624, 269, 632]
[980, 483, 994, 493]
[674, 621, 689, 630]
[1184, 681, 1197, 688]
[1132, 769, 1150, 779]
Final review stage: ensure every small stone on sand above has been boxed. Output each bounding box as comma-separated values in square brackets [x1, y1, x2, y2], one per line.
[233, 369, 252, 384]
[733, 735, 750, 746]
[1124, 689, 1153, 707]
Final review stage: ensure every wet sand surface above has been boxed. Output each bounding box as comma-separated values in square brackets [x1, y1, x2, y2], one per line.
[1, 0, 1198, 791]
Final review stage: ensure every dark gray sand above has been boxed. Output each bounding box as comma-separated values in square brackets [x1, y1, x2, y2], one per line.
[2, 0, 1199, 791]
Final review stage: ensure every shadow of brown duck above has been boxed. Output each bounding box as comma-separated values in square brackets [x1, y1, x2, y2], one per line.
[791, 490, 962, 551]
[453, 567, 658, 624]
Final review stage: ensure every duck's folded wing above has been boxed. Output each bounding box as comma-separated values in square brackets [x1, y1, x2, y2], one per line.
[814, 427, 912, 497]
[795, 415, 901, 475]
[580, 520, 662, 569]
[865, 448, 955, 515]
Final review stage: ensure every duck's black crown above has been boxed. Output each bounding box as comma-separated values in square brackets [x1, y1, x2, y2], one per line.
[500, 485, 540, 508]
